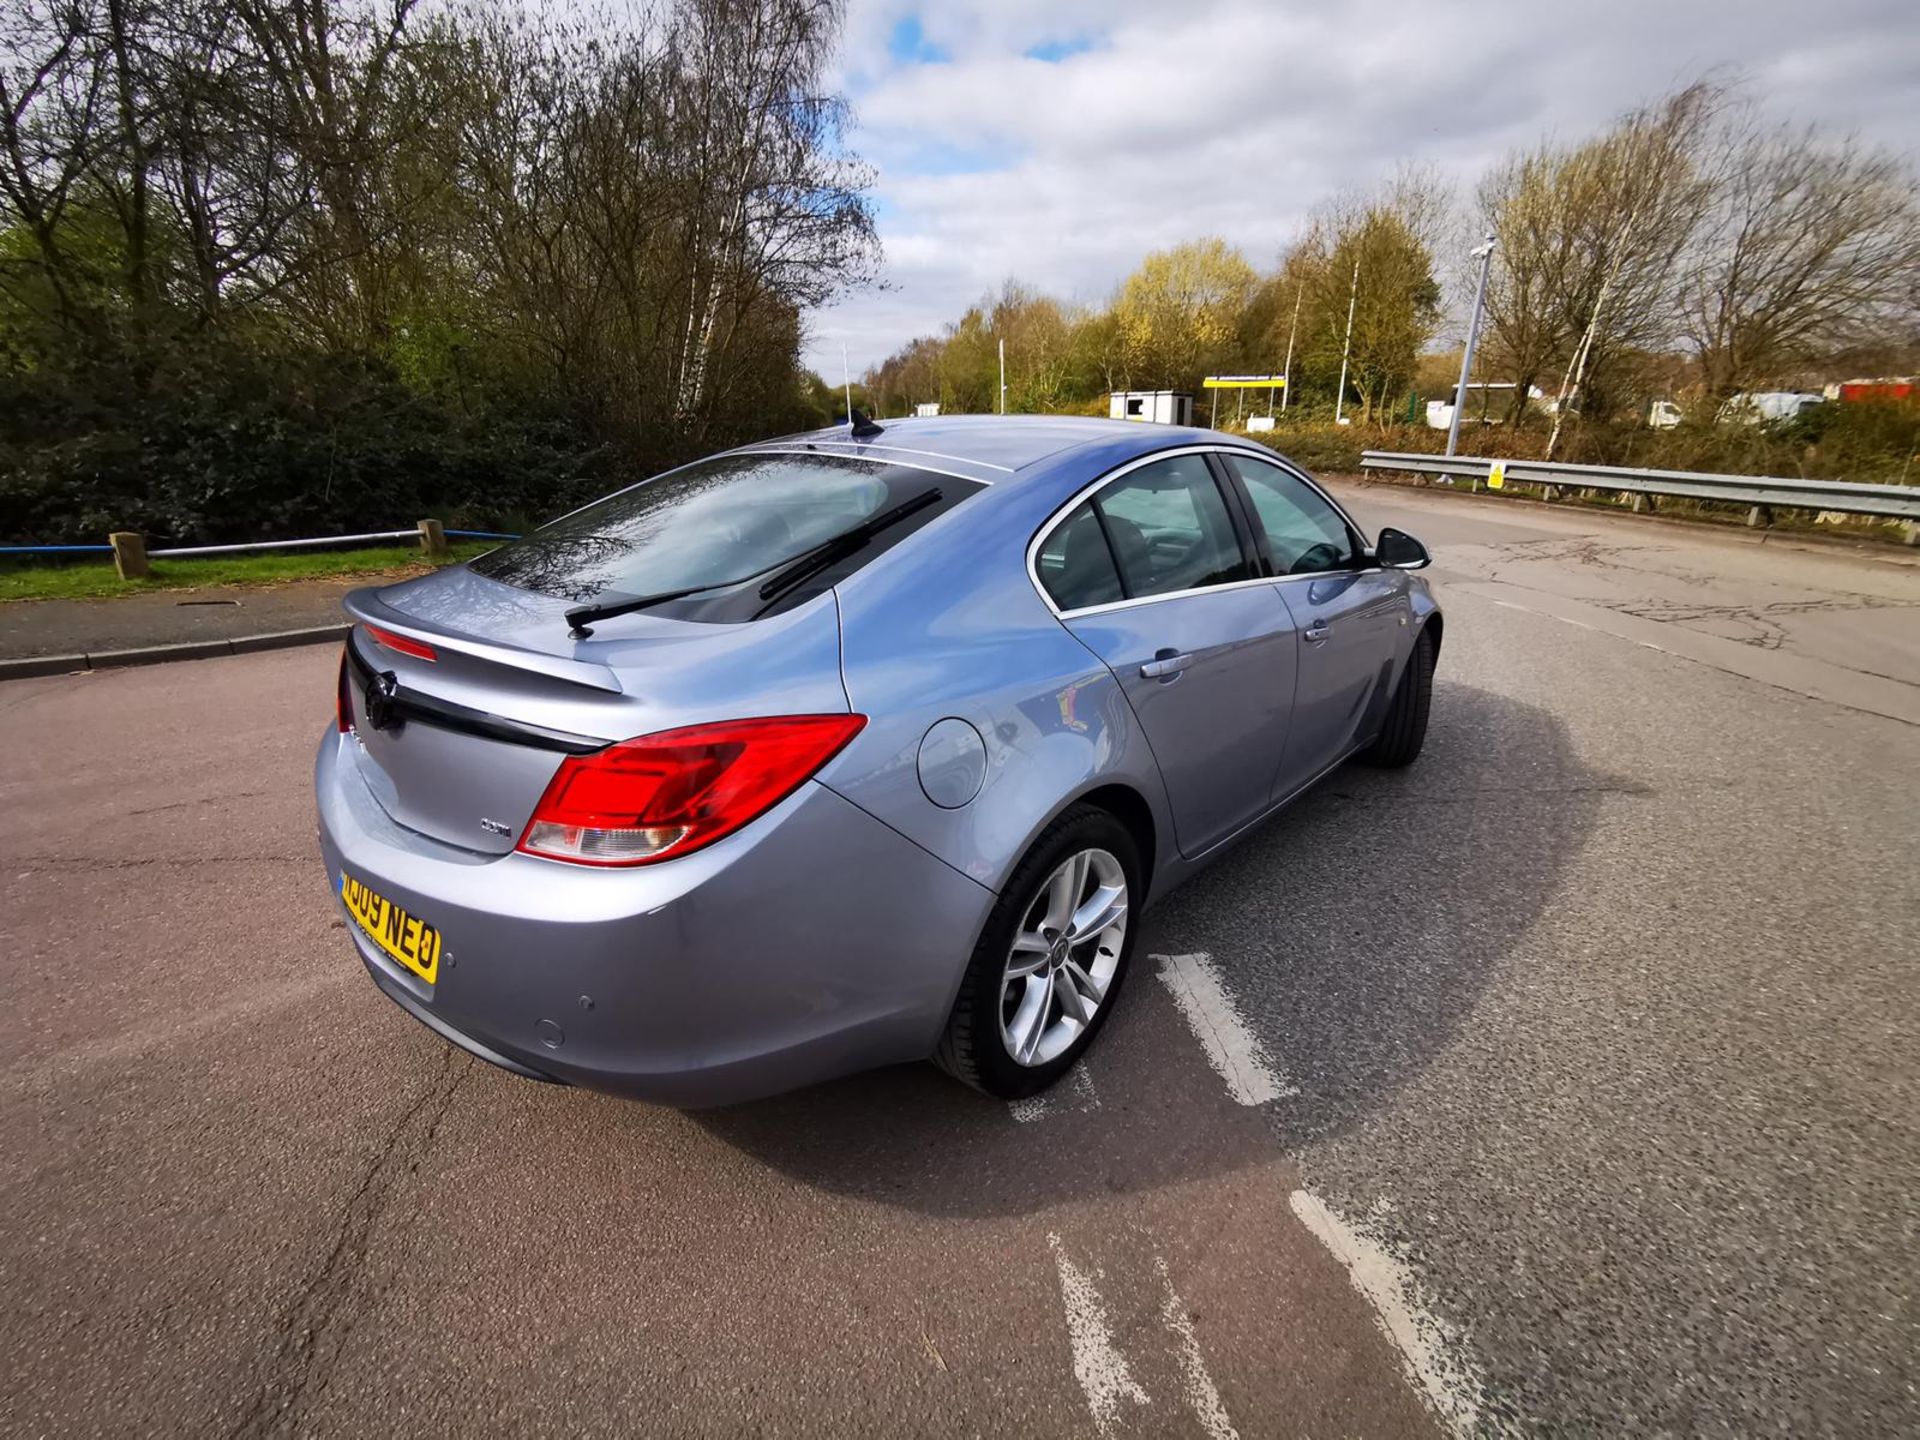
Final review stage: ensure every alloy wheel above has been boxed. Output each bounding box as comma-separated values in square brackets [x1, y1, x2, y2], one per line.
[999, 847, 1128, 1067]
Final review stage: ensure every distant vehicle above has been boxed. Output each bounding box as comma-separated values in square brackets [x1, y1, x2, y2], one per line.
[1832, 378, 1915, 404]
[1720, 391, 1823, 425]
[1647, 399, 1684, 430]
[915, 402, 941, 417]
[317, 416, 1442, 1105]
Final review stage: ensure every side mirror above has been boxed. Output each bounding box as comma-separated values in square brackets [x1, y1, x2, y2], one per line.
[1376, 527, 1431, 570]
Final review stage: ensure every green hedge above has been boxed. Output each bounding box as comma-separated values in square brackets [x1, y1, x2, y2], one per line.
[0, 338, 621, 546]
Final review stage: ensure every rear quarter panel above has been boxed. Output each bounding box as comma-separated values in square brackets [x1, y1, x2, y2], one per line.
[818, 449, 1176, 900]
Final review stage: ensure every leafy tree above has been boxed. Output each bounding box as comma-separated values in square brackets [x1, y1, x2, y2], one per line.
[1276, 178, 1444, 422]
[0, 0, 877, 542]
[1110, 238, 1257, 388]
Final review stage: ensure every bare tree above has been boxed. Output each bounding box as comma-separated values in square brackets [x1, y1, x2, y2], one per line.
[1477, 83, 1719, 443]
[0, 0, 115, 331]
[1551, 86, 1715, 452]
[1476, 149, 1565, 423]
[669, 0, 876, 431]
[1680, 112, 1920, 399]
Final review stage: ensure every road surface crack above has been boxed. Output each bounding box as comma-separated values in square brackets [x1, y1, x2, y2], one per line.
[128, 789, 272, 817]
[228, 1049, 472, 1438]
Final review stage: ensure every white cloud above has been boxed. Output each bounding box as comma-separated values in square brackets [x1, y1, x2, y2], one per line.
[806, 0, 1920, 376]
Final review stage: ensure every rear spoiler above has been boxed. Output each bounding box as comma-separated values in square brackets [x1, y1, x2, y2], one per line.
[342, 587, 625, 695]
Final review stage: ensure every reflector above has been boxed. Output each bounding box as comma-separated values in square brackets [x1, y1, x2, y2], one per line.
[365, 624, 438, 662]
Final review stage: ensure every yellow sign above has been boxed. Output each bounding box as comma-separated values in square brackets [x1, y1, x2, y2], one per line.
[1487, 460, 1506, 490]
[1202, 375, 1287, 389]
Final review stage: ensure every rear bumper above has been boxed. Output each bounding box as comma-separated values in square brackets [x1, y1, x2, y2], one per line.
[314, 730, 994, 1106]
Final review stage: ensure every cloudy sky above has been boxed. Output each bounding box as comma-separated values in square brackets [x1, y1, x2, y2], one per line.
[804, 0, 1920, 378]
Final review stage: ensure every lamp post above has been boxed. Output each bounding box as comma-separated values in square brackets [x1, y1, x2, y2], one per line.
[1446, 232, 1497, 458]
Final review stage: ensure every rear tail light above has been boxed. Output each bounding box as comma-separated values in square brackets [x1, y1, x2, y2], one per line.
[517, 714, 867, 867]
[336, 646, 354, 732]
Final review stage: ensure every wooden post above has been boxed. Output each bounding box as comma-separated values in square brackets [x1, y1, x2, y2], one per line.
[109, 531, 148, 580]
[1746, 505, 1771, 529]
[1902, 520, 1919, 547]
[1631, 494, 1654, 514]
[417, 519, 448, 559]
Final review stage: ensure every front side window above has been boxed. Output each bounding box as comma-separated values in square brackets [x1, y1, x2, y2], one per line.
[1223, 455, 1357, 575]
[471, 453, 975, 617]
[1093, 454, 1253, 599]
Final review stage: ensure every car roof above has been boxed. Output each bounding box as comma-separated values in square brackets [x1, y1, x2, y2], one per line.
[735, 414, 1241, 484]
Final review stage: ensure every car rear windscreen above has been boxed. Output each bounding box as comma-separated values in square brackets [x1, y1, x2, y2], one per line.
[471, 451, 979, 621]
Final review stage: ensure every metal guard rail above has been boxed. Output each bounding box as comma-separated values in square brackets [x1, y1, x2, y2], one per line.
[0, 528, 516, 560]
[1359, 452, 1920, 524]
[148, 528, 515, 560]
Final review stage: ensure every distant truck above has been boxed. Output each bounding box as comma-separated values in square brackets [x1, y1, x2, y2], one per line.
[1831, 378, 1915, 404]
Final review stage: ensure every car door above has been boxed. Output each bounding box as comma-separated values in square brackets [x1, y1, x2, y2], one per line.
[1217, 452, 1408, 801]
[1033, 450, 1301, 859]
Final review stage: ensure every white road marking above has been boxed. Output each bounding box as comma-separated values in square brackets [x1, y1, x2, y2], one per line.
[1153, 952, 1297, 1105]
[1487, 596, 1600, 632]
[1048, 1233, 1150, 1434]
[1155, 1256, 1238, 1440]
[1009, 1062, 1099, 1123]
[1288, 1190, 1486, 1438]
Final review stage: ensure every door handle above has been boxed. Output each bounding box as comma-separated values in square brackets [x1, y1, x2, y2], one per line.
[1303, 623, 1332, 644]
[1139, 649, 1192, 680]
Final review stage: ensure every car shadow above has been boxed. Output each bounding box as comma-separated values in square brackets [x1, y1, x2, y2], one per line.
[684, 680, 1630, 1217]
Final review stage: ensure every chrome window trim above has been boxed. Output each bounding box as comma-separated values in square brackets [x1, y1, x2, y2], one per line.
[1025, 444, 1379, 621]
[750, 439, 1015, 474]
[737, 444, 1002, 483]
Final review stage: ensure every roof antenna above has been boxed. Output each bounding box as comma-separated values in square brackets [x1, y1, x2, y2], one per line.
[849, 407, 885, 439]
[841, 341, 853, 426]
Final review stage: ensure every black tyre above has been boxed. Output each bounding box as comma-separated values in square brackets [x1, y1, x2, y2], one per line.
[1356, 628, 1436, 768]
[934, 804, 1142, 1099]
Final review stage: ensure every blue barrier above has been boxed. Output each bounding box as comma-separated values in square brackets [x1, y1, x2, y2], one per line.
[0, 545, 116, 555]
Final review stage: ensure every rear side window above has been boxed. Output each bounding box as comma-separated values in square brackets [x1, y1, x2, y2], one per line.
[1223, 454, 1357, 575]
[472, 453, 977, 619]
[1094, 455, 1253, 599]
[1036, 502, 1124, 611]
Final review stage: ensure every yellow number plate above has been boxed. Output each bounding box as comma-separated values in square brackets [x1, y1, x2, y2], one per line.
[341, 874, 442, 985]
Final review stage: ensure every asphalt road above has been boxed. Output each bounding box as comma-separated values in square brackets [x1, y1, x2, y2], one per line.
[1, 482, 1915, 1437]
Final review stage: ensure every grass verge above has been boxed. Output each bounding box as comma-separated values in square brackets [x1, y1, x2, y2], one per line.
[0, 540, 499, 603]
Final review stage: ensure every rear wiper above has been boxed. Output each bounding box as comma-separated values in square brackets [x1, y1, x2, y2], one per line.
[564, 487, 941, 638]
[567, 575, 749, 638]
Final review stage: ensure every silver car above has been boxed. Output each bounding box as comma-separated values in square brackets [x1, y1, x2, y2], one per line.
[316, 416, 1441, 1104]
